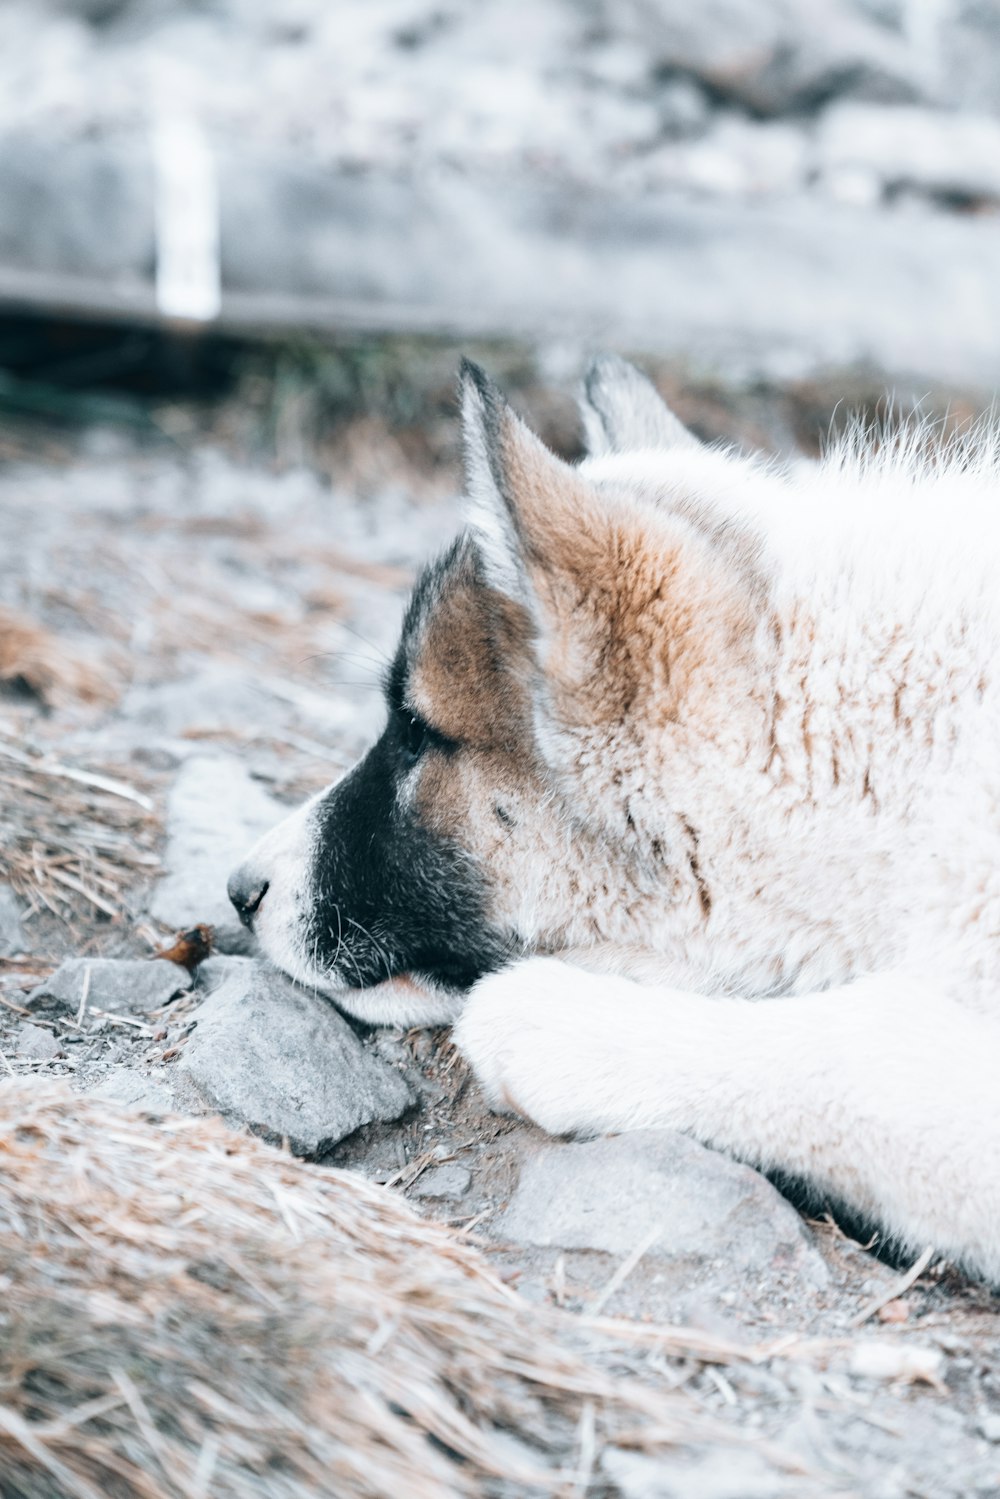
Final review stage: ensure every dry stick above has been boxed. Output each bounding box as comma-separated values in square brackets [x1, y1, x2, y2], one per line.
[75, 964, 92, 1029]
[580, 1313, 846, 1371]
[88, 1010, 154, 1034]
[49, 868, 120, 919]
[590, 1224, 663, 1316]
[850, 1245, 936, 1328]
[0, 743, 153, 811]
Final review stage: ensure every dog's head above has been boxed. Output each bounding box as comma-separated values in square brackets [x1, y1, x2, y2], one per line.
[228, 357, 767, 1023]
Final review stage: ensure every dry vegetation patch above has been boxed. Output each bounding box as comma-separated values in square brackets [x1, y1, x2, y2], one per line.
[0, 606, 116, 709]
[0, 736, 160, 933]
[0, 1083, 778, 1499]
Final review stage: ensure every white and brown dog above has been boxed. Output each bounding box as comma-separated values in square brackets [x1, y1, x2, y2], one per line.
[229, 356, 1000, 1283]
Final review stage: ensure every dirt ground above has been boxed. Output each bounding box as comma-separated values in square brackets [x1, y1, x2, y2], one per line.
[2, 363, 1000, 1499]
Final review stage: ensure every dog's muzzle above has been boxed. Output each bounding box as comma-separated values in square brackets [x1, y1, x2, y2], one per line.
[227, 866, 269, 930]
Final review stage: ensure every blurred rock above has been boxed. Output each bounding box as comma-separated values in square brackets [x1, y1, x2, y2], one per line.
[819, 103, 1000, 203]
[0, 885, 26, 957]
[15, 1023, 63, 1061]
[498, 1131, 827, 1286]
[179, 961, 414, 1155]
[654, 76, 711, 139]
[28, 957, 191, 1015]
[976, 1412, 1000, 1443]
[616, 0, 919, 114]
[933, 0, 1000, 117]
[149, 754, 285, 952]
[639, 117, 810, 196]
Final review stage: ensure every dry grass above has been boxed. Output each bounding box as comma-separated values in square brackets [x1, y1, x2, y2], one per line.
[0, 736, 160, 931]
[0, 606, 116, 709]
[0, 1083, 786, 1499]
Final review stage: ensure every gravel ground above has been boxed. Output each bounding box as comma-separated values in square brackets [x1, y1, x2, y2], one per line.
[1, 380, 999, 1497]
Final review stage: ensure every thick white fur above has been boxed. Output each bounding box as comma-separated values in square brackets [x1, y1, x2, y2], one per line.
[457, 961, 1000, 1279]
[456, 393, 1000, 1285]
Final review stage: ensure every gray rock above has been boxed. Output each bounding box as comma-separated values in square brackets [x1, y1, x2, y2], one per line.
[194, 954, 257, 994]
[15, 1023, 63, 1060]
[86, 1069, 178, 1114]
[638, 117, 810, 197]
[411, 1164, 472, 1201]
[934, 0, 1000, 117]
[149, 754, 286, 951]
[27, 958, 191, 1015]
[499, 1132, 826, 1284]
[0, 884, 26, 957]
[179, 962, 414, 1155]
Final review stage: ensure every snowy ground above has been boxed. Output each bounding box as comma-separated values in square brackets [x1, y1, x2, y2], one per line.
[1, 378, 1000, 1496]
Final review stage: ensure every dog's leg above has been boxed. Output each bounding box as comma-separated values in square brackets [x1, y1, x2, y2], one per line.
[455, 958, 1000, 1281]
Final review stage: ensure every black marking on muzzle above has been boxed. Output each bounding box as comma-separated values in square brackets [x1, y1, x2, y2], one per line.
[304, 726, 507, 992]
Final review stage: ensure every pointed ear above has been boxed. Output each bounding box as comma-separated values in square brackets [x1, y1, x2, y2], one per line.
[459, 358, 598, 607]
[579, 354, 699, 457]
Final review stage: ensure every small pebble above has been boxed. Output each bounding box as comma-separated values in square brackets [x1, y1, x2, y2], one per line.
[15, 1023, 63, 1061]
[410, 1164, 472, 1201]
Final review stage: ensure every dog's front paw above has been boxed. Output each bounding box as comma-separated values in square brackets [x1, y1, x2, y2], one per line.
[454, 957, 607, 1135]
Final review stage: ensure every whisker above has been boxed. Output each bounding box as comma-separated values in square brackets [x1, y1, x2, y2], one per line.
[333, 619, 395, 670]
[344, 914, 394, 983]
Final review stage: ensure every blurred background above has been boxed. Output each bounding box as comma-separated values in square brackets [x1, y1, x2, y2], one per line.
[3, 0, 1000, 950]
[2, 0, 1000, 461]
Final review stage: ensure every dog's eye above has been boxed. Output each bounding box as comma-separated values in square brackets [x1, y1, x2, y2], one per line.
[401, 712, 430, 761]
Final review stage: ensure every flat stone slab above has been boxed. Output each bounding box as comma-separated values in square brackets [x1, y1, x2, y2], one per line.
[179, 961, 414, 1156]
[498, 1131, 826, 1286]
[28, 958, 191, 1016]
[149, 754, 287, 951]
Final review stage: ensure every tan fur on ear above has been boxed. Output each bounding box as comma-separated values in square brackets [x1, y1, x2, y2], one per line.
[460, 362, 761, 736]
[408, 543, 534, 750]
[460, 359, 595, 603]
[534, 507, 761, 734]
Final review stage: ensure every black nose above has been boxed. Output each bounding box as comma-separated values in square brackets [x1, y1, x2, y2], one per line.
[227, 868, 269, 929]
